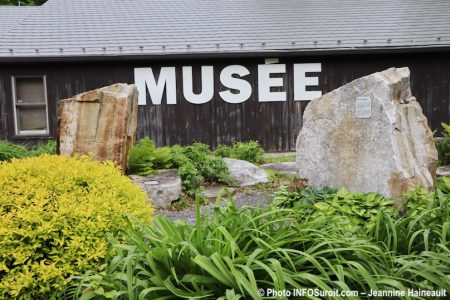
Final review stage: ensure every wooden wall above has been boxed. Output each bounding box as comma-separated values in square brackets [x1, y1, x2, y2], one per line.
[0, 73, 6, 141]
[0, 51, 449, 151]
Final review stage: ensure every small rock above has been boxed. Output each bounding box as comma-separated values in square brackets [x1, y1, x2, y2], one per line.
[202, 186, 235, 202]
[437, 166, 450, 177]
[158, 192, 272, 225]
[129, 169, 181, 208]
[261, 162, 298, 175]
[224, 158, 269, 187]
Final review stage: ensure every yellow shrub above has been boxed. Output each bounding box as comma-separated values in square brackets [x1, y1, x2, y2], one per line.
[0, 155, 153, 299]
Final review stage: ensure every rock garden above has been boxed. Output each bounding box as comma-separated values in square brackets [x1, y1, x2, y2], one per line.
[1, 69, 450, 299]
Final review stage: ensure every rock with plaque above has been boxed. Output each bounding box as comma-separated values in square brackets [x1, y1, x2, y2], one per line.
[296, 67, 438, 201]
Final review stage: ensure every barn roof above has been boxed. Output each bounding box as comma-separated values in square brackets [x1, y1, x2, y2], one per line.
[0, 0, 449, 61]
[0, 6, 38, 38]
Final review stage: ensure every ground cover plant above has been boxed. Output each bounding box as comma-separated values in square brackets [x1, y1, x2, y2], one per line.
[0, 140, 56, 161]
[70, 178, 450, 299]
[0, 155, 154, 300]
[437, 122, 450, 166]
[273, 186, 397, 230]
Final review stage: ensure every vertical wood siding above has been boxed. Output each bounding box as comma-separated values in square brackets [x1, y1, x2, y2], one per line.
[0, 51, 449, 151]
[0, 76, 6, 140]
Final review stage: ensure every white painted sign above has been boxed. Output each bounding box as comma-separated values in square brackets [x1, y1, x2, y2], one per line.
[134, 62, 322, 105]
[356, 96, 372, 119]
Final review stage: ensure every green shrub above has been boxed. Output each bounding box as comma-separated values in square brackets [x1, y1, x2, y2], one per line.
[437, 122, 450, 166]
[151, 146, 173, 169]
[0, 155, 154, 300]
[70, 183, 450, 299]
[127, 137, 157, 175]
[170, 145, 204, 196]
[183, 142, 211, 158]
[128, 138, 176, 175]
[231, 141, 264, 164]
[128, 139, 232, 195]
[182, 143, 232, 185]
[215, 141, 264, 164]
[214, 144, 232, 158]
[33, 140, 57, 156]
[0, 140, 31, 161]
[273, 186, 396, 229]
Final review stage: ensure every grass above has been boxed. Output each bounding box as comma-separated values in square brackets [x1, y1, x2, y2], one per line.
[261, 153, 296, 164]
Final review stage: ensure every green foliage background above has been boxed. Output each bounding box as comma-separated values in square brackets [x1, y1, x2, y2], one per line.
[0, 0, 46, 5]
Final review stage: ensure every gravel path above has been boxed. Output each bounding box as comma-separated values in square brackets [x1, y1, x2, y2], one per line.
[158, 192, 274, 225]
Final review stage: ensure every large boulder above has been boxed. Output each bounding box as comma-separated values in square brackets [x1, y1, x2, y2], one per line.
[129, 169, 182, 208]
[224, 158, 269, 186]
[297, 67, 438, 200]
[58, 83, 138, 171]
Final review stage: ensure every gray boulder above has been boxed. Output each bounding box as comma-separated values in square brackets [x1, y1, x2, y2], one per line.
[129, 169, 181, 208]
[201, 186, 236, 202]
[261, 162, 298, 175]
[296, 67, 438, 200]
[437, 166, 450, 177]
[224, 158, 269, 186]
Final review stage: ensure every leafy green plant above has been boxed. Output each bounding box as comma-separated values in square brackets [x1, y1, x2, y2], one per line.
[151, 146, 173, 169]
[0, 155, 153, 300]
[0, 140, 31, 161]
[231, 141, 264, 164]
[33, 140, 57, 155]
[127, 137, 158, 175]
[170, 145, 204, 196]
[182, 143, 232, 184]
[437, 122, 450, 166]
[214, 144, 233, 158]
[370, 177, 450, 257]
[0, 140, 57, 162]
[436, 176, 450, 194]
[402, 186, 434, 215]
[70, 182, 450, 299]
[215, 141, 264, 164]
[273, 186, 396, 229]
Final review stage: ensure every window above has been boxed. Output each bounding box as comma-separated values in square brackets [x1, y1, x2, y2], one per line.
[12, 76, 49, 135]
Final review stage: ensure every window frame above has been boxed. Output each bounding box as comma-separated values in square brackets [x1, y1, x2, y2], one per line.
[11, 75, 50, 136]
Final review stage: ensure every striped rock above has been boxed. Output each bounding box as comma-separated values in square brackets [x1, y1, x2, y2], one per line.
[58, 83, 138, 171]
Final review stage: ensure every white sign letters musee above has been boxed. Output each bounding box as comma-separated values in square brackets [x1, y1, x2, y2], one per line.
[134, 62, 322, 105]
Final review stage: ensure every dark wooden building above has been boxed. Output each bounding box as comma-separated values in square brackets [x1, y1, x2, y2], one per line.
[1, 0, 449, 152]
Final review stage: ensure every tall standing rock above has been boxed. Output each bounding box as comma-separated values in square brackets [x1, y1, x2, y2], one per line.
[59, 83, 138, 171]
[296, 67, 438, 200]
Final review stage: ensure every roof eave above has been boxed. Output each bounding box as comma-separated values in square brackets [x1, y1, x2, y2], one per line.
[0, 45, 449, 63]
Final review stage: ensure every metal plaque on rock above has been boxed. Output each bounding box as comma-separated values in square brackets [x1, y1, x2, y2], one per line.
[356, 96, 372, 119]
